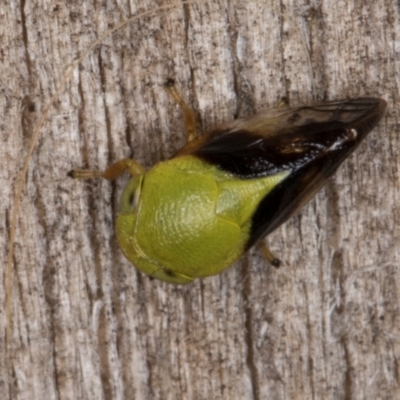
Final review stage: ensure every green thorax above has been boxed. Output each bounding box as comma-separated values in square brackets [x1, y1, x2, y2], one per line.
[116, 155, 289, 284]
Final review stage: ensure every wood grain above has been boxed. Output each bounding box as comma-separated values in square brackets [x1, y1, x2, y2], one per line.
[1, 1, 399, 399]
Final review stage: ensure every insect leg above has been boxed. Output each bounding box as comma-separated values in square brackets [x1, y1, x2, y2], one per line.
[275, 97, 289, 108]
[164, 78, 197, 142]
[259, 242, 281, 268]
[69, 158, 145, 180]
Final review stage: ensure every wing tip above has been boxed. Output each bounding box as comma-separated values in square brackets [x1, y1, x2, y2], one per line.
[349, 97, 387, 137]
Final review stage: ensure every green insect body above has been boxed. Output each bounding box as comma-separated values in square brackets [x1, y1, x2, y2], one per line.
[117, 155, 289, 283]
[71, 81, 386, 284]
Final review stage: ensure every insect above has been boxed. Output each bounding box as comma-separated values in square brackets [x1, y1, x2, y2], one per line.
[71, 79, 386, 284]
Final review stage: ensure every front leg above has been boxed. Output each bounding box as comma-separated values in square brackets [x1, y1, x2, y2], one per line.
[69, 158, 145, 180]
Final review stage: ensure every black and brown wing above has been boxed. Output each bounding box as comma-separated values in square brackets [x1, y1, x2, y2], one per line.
[180, 97, 387, 249]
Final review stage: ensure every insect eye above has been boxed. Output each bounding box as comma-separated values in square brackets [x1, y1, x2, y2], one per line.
[127, 192, 135, 207]
[119, 176, 142, 214]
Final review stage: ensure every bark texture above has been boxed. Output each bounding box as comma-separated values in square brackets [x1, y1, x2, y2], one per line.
[1, 1, 399, 399]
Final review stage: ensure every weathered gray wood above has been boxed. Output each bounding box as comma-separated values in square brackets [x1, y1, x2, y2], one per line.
[1, 1, 399, 399]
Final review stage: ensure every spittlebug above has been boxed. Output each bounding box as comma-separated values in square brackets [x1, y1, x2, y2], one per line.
[71, 80, 386, 284]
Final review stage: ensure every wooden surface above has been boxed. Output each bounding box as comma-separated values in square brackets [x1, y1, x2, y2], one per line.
[1, 1, 399, 399]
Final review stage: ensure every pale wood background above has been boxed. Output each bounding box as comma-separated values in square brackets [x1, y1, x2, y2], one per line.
[1, 0, 399, 399]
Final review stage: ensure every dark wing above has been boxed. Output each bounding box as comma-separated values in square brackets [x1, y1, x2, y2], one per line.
[180, 97, 387, 248]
